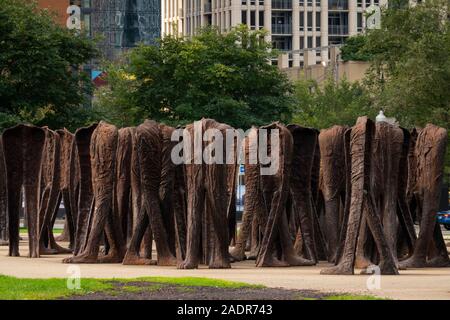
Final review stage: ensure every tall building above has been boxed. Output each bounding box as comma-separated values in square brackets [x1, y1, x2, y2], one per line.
[82, 0, 161, 60]
[162, 0, 387, 67]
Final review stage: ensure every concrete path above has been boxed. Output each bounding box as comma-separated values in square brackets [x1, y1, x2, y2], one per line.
[1, 239, 450, 300]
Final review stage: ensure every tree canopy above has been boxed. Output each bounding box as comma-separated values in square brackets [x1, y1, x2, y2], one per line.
[0, 0, 98, 131]
[94, 25, 294, 129]
[362, 0, 450, 177]
[347, 0, 450, 130]
[292, 77, 375, 129]
[340, 35, 372, 62]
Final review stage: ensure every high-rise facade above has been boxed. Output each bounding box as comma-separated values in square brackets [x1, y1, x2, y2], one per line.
[82, 0, 161, 60]
[162, 0, 387, 67]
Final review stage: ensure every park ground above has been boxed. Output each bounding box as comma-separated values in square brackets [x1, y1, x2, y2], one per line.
[0, 232, 449, 300]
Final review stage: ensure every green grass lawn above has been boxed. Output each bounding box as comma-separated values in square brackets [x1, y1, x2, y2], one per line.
[0, 275, 112, 300]
[19, 228, 63, 234]
[0, 275, 385, 300]
[0, 275, 261, 300]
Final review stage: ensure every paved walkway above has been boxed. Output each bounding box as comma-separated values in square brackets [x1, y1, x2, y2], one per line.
[1, 239, 450, 300]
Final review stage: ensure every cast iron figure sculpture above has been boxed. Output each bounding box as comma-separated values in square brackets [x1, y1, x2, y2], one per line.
[321, 117, 398, 275]
[38, 128, 71, 255]
[123, 120, 177, 266]
[399, 124, 450, 268]
[178, 119, 233, 269]
[230, 128, 264, 261]
[53, 129, 78, 249]
[256, 123, 314, 267]
[318, 126, 347, 263]
[73, 123, 97, 256]
[3, 124, 46, 257]
[115, 127, 134, 242]
[288, 124, 321, 264]
[63, 121, 125, 263]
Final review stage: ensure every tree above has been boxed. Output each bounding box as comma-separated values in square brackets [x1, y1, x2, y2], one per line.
[0, 0, 98, 131]
[292, 77, 375, 129]
[361, 0, 450, 180]
[94, 25, 293, 129]
[340, 35, 372, 62]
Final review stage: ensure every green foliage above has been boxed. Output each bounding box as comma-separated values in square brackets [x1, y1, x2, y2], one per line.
[292, 77, 375, 129]
[340, 35, 372, 62]
[0, 0, 98, 132]
[361, 0, 450, 179]
[94, 25, 293, 129]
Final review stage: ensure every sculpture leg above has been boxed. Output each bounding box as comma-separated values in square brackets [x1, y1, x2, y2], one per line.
[361, 195, 399, 275]
[279, 208, 314, 266]
[6, 164, 22, 257]
[354, 213, 373, 268]
[178, 163, 204, 269]
[426, 221, 450, 267]
[61, 189, 76, 249]
[323, 199, 340, 263]
[142, 225, 153, 260]
[123, 207, 155, 265]
[230, 162, 260, 261]
[173, 168, 187, 262]
[204, 163, 230, 269]
[73, 125, 96, 256]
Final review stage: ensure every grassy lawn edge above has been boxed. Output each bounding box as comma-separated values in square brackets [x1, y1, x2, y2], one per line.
[0, 274, 385, 300]
[0, 275, 261, 300]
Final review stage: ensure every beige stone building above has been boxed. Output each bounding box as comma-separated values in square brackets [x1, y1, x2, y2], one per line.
[162, 0, 387, 67]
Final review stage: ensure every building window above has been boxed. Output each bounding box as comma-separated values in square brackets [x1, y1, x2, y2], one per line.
[328, 11, 348, 35]
[316, 12, 320, 31]
[374, 0, 379, 4]
[357, 0, 362, 7]
[259, 0, 264, 5]
[328, 0, 348, 10]
[242, 0, 247, 4]
[307, 36, 312, 48]
[316, 36, 321, 55]
[259, 11, 264, 29]
[315, 0, 320, 6]
[357, 12, 362, 31]
[299, 0, 304, 5]
[272, 0, 292, 9]
[307, 0, 312, 6]
[365, 0, 370, 7]
[307, 11, 312, 31]
[242, 10, 247, 24]
[250, 10, 256, 28]
[299, 12, 304, 31]
[272, 36, 292, 50]
[250, 0, 255, 5]
[272, 12, 292, 34]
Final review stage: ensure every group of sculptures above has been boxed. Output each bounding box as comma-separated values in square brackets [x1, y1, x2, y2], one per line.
[0, 116, 448, 275]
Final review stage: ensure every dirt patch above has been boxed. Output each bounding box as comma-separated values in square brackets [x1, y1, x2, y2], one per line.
[66, 281, 340, 300]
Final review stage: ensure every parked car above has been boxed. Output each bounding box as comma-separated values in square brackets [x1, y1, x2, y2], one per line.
[437, 210, 450, 230]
